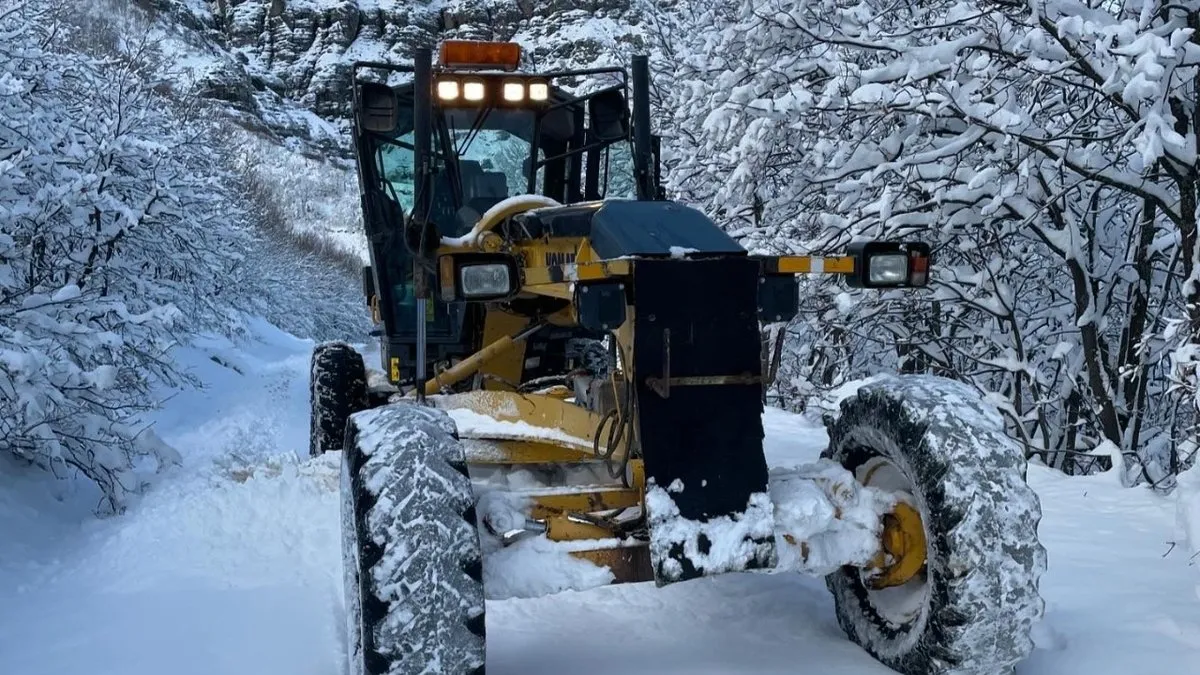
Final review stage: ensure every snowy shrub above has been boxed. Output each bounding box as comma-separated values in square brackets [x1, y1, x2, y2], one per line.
[228, 135, 373, 343]
[0, 1, 261, 510]
[0, 0, 368, 510]
[652, 0, 1200, 487]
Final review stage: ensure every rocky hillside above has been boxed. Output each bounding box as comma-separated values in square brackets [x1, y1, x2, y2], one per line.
[160, 0, 645, 148]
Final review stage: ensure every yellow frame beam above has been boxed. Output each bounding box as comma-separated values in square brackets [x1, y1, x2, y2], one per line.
[545, 515, 614, 541]
[462, 439, 594, 465]
[522, 259, 632, 287]
[759, 255, 856, 275]
[432, 390, 629, 456]
[518, 255, 853, 290]
[529, 487, 642, 520]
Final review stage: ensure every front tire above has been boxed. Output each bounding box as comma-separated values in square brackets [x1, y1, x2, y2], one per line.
[310, 342, 368, 457]
[341, 403, 486, 675]
[822, 375, 1046, 674]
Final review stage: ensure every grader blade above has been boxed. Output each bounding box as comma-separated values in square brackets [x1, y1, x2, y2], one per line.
[633, 258, 777, 583]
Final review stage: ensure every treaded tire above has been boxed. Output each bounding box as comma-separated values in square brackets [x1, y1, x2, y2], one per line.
[341, 403, 486, 675]
[310, 342, 368, 457]
[822, 375, 1046, 675]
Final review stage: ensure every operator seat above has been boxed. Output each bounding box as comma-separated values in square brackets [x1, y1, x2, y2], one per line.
[469, 172, 509, 213]
[454, 161, 511, 228]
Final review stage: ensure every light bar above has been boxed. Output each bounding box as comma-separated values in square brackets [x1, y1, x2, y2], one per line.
[438, 40, 521, 71]
[431, 76, 552, 106]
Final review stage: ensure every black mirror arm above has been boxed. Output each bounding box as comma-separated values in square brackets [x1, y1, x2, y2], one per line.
[651, 134, 665, 200]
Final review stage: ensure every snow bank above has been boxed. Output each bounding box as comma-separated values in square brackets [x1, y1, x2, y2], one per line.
[0, 319, 343, 675]
[446, 407, 592, 449]
[483, 535, 617, 600]
[5, 317, 1200, 674]
[769, 461, 894, 575]
[1177, 464, 1200, 600]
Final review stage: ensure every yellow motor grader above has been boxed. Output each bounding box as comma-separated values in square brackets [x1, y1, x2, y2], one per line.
[309, 39, 1046, 675]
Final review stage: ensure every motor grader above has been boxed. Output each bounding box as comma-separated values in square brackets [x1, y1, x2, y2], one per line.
[309, 40, 1046, 675]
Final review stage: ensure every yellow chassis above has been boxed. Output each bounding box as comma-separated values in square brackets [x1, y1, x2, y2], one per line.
[427, 390, 653, 581]
[427, 389, 925, 587]
[406, 198, 927, 587]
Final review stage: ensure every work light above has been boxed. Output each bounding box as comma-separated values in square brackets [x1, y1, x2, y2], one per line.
[460, 264, 512, 297]
[502, 80, 525, 102]
[463, 79, 486, 102]
[845, 241, 931, 288]
[868, 254, 909, 285]
[436, 79, 459, 100]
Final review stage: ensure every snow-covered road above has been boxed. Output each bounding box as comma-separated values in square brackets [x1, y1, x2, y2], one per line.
[2, 321, 1199, 675]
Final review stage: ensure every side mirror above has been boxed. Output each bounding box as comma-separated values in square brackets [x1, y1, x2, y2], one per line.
[540, 106, 575, 142]
[589, 88, 630, 141]
[845, 241, 931, 288]
[358, 82, 398, 133]
[437, 252, 522, 302]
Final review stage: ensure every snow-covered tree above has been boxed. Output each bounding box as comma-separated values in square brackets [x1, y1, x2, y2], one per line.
[0, 1, 257, 511]
[653, 0, 1200, 485]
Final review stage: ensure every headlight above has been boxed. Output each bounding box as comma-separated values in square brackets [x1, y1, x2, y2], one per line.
[528, 81, 549, 101]
[868, 254, 909, 285]
[460, 263, 511, 297]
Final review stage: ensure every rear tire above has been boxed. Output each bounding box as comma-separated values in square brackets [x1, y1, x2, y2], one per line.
[822, 375, 1046, 675]
[310, 342, 368, 457]
[341, 403, 486, 675]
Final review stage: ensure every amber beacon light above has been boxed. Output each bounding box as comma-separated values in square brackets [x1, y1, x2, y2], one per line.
[438, 40, 522, 71]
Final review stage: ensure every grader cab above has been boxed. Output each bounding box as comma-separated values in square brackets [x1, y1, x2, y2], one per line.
[310, 40, 1046, 675]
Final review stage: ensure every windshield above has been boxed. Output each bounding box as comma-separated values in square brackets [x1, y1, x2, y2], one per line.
[437, 108, 539, 232]
[377, 133, 416, 213]
[376, 108, 541, 236]
[367, 98, 634, 340]
[448, 108, 541, 203]
[372, 108, 542, 340]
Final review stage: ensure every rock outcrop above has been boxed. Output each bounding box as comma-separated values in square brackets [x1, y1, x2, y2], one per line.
[186, 0, 645, 122]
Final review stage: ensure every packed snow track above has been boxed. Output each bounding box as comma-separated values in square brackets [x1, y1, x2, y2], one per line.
[1, 321, 1198, 675]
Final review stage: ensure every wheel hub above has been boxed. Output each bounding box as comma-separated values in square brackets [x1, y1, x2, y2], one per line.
[867, 501, 927, 589]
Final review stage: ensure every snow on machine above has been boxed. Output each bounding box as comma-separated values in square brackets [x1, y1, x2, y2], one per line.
[309, 39, 1047, 675]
